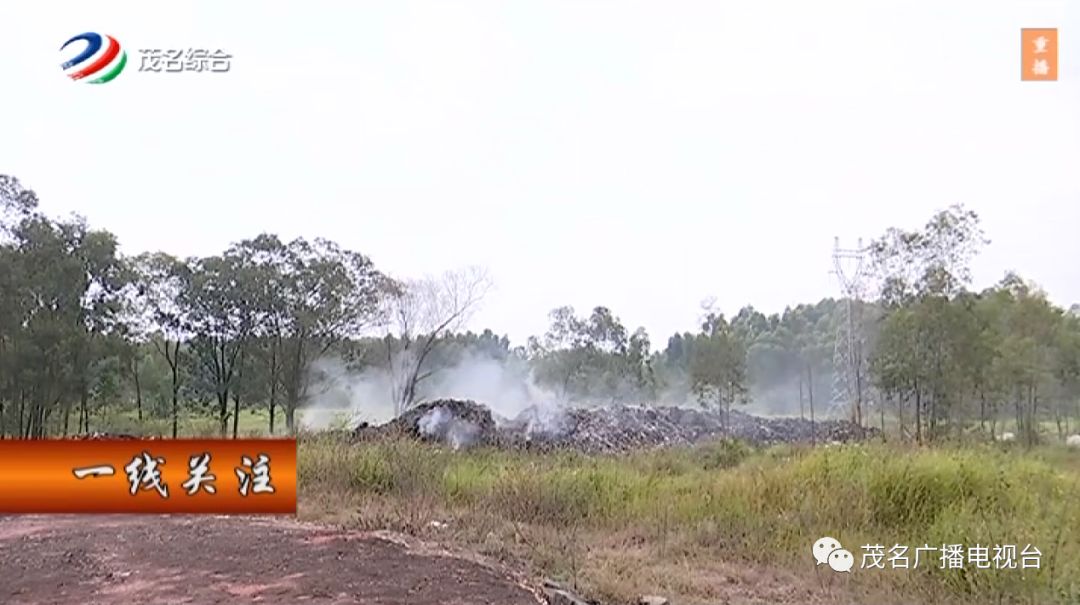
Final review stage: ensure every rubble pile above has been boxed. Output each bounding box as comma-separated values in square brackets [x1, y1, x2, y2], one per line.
[501, 404, 877, 454]
[352, 399, 878, 453]
[354, 399, 498, 447]
[733, 412, 875, 444]
[73, 432, 141, 440]
[499, 405, 725, 453]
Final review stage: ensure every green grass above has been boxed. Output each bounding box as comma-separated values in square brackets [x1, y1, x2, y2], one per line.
[93, 408, 285, 437]
[68, 407, 1080, 603]
[298, 436, 1080, 604]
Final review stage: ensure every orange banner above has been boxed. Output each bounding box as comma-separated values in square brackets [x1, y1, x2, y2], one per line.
[0, 439, 296, 514]
[1021, 28, 1058, 81]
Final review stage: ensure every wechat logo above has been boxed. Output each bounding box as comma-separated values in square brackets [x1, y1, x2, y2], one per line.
[813, 536, 854, 573]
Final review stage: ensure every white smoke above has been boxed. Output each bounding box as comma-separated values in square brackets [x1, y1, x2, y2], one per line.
[417, 406, 482, 450]
[298, 350, 568, 432]
[298, 357, 398, 430]
[420, 352, 559, 422]
[417, 406, 451, 435]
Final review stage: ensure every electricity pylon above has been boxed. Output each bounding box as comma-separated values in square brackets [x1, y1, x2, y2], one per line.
[830, 237, 869, 426]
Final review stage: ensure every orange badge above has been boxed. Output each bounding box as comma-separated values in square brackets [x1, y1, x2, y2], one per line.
[0, 439, 297, 514]
[1021, 28, 1058, 81]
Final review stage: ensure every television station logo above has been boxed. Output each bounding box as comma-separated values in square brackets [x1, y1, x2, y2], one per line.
[813, 536, 1042, 572]
[60, 32, 128, 84]
[60, 31, 232, 84]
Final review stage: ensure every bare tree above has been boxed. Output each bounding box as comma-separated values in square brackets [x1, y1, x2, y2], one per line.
[382, 266, 493, 414]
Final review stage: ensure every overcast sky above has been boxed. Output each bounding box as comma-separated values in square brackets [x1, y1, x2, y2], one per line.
[2, 1, 1077, 345]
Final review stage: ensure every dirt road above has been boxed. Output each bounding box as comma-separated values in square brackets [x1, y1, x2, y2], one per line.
[0, 515, 545, 605]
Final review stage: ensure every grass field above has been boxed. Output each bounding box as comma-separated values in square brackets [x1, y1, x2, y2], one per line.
[87, 408, 1080, 603]
[297, 436, 1080, 605]
[94, 408, 286, 437]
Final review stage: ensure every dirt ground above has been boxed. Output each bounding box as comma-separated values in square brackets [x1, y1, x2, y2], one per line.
[0, 515, 546, 605]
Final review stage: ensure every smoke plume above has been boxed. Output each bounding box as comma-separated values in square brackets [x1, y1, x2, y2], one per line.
[416, 406, 481, 450]
[298, 351, 567, 432]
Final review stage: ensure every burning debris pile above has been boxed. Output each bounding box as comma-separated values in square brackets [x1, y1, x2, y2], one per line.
[352, 399, 878, 453]
[353, 399, 498, 449]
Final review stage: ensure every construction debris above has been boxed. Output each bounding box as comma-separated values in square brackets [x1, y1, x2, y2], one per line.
[541, 579, 597, 605]
[353, 399, 499, 449]
[353, 399, 879, 453]
[72, 432, 141, 440]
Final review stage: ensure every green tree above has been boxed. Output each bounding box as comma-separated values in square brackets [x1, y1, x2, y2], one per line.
[127, 252, 192, 438]
[868, 205, 990, 442]
[0, 204, 124, 438]
[689, 311, 748, 426]
[185, 252, 259, 437]
[275, 237, 388, 432]
[529, 305, 654, 405]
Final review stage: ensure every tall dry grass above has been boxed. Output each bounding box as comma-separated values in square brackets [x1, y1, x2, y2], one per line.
[298, 434, 1080, 604]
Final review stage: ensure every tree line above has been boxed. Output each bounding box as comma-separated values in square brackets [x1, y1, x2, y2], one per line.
[1, 175, 1077, 442]
[522, 205, 1080, 444]
[0, 175, 490, 438]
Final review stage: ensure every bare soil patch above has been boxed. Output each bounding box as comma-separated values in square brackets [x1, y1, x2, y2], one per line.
[0, 515, 544, 605]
